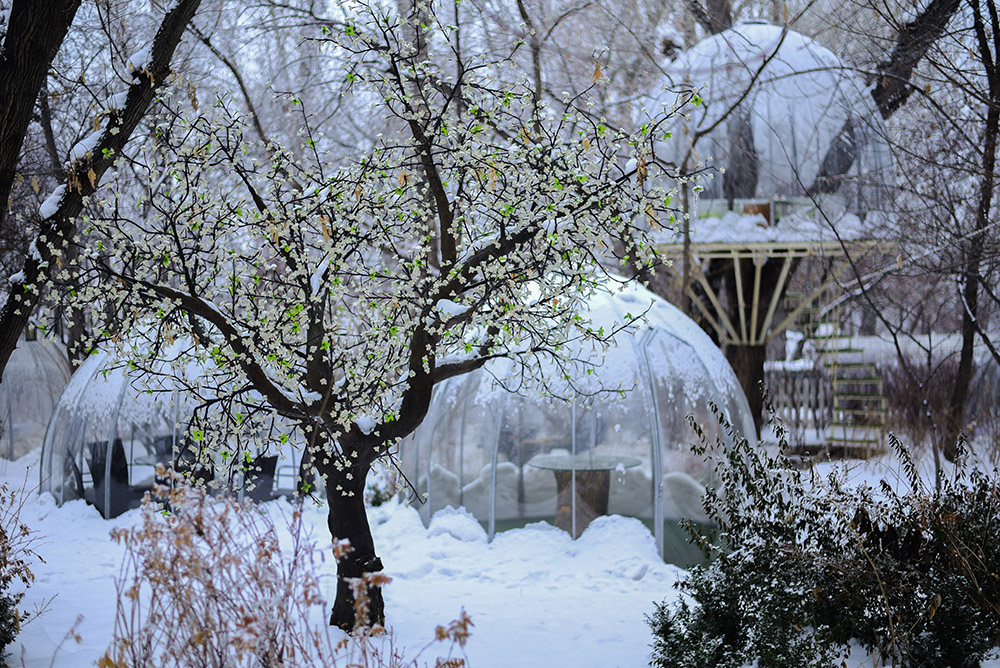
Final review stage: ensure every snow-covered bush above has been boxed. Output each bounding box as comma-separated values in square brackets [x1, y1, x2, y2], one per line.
[648, 419, 1000, 668]
[0, 476, 45, 665]
[103, 476, 472, 667]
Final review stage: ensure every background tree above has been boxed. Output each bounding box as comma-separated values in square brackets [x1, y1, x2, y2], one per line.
[829, 0, 1000, 463]
[644, 0, 967, 433]
[0, 0, 202, 379]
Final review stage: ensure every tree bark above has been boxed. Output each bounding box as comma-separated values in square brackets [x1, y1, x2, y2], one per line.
[941, 0, 999, 460]
[684, 0, 732, 35]
[0, 0, 82, 228]
[726, 342, 767, 436]
[810, 0, 962, 190]
[324, 458, 386, 631]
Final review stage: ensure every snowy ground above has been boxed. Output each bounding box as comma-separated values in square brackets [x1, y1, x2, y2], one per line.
[5, 448, 999, 668]
[6, 449, 684, 668]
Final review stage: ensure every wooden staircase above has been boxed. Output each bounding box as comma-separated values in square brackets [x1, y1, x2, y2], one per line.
[812, 322, 886, 457]
[784, 290, 886, 459]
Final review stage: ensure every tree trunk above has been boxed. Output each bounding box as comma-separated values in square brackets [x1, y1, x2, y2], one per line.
[325, 460, 386, 631]
[719, 256, 795, 436]
[726, 343, 767, 437]
[811, 0, 962, 190]
[0, 0, 82, 229]
[942, 291, 978, 461]
[941, 0, 999, 460]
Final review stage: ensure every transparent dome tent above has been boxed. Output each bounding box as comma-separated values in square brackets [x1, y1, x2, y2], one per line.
[40, 351, 305, 518]
[400, 282, 757, 565]
[0, 334, 71, 460]
[649, 23, 892, 216]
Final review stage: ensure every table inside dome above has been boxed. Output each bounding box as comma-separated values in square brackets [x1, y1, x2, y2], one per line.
[527, 454, 641, 538]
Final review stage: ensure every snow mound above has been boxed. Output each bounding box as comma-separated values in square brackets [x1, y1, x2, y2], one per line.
[575, 514, 661, 562]
[427, 506, 488, 542]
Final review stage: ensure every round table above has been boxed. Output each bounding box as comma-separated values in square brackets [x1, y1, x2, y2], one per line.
[526, 454, 642, 537]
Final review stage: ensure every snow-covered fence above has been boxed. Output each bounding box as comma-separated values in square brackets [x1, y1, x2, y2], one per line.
[764, 365, 831, 435]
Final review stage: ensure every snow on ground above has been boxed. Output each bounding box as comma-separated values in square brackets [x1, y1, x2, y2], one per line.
[5, 447, 999, 667]
[6, 450, 684, 668]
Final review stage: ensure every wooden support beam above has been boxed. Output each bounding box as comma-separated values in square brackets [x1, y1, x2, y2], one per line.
[732, 250, 749, 344]
[757, 255, 794, 344]
[689, 260, 742, 343]
[749, 253, 764, 343]
[767, 279, 836, 344]
[685, 289, 728, 342]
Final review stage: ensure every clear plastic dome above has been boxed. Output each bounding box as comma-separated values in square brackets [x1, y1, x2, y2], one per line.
[650, 23, 891, 212]
[0, 336, 71, 460]
[39, 351, 303, 517]
[400, 282, 756, 564]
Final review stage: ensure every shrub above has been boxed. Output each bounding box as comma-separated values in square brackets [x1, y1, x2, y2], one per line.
[104, 476, 472, 668]
[0, 475, 45, 666]
[648, 415, 1000, 668]
[878, 353, 961, 450]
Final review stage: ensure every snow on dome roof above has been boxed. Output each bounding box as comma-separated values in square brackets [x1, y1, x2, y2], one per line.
[647, 23, 891, 207]
[400, 279, 756, 564]
[663, 23, 842, 83]
[39, 348, 305, 516]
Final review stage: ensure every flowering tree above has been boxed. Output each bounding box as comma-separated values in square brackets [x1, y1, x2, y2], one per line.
[65, 2, 670, 629]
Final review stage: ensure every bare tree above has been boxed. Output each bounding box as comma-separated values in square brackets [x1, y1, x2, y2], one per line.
[852, 0, 1000, 461]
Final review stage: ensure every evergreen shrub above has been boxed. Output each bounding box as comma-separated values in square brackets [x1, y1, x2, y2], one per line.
[648, 415, 1000, 668]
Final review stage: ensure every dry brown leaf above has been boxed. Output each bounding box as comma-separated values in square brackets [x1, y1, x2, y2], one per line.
[637, 156, 648, 182]
[321, 215, 331, 244]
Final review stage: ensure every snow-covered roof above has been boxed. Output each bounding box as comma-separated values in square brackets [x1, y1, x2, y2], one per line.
[646, 23, 891, 205]
[654, 207, 893, 247]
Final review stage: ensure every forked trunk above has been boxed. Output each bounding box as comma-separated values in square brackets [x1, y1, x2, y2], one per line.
[325, 462, 386, 631]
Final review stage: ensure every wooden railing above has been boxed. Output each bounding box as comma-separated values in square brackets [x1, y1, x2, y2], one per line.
[764, 364, 832, 440]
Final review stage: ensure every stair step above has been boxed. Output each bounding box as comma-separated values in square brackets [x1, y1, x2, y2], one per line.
[826, 436, 882, 446]
[788, 443, 884, 462]
[811, 334, 854, 341]
[833, 396, 885, 404]
[835, 393, 886, 400]
[828, 360, 874, 368]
